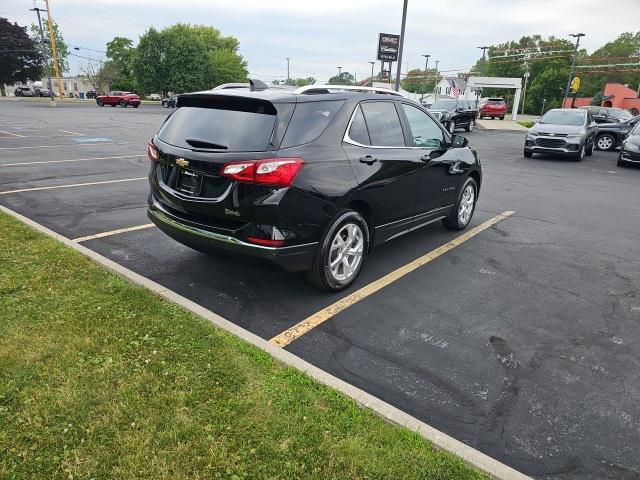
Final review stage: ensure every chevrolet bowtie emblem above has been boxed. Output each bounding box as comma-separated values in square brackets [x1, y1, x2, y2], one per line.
[175, 158, 189, 167]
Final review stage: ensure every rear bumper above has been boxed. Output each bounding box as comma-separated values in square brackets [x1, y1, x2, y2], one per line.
[147, 196, 317, 272]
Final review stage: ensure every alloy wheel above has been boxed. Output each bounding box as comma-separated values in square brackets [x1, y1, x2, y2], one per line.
[596, 136, 613, 150]
[457, 184, 475, 226]
[328, 223, 364, 282]
[449, 122, 455, 134]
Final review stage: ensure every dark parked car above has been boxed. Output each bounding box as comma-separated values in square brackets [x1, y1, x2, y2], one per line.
[594, 116, 640, 151]
[524, 108, 597, 161]
[618, 121, 640, 167]
[85, 90, 98, 99]
[14, 86, 34, 97]
[427, 99, 477, 134]
[478, 98, 507, 120]
[34, 87, 53, 97]
[96, 91, 140, 108]
[161, 95, 178, 108]
[147, 84, 482, 291]
[579, 106, 633, 124]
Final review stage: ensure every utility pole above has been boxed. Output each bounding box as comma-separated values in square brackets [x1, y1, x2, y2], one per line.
[434, 60, 439, 101]
[477, 46, 489, 75]
[286, 57, 290, 82]
[369, 61, 375, 87]
[394, 0, 408, 92]
[30, 7, 53, 102]
[563, 33, 585, 107]
[43, 0, 64, 100]
[421, 54, 430, 102]
[521, 56, 530, 115]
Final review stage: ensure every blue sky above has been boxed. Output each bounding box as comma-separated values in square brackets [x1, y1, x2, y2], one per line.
[2, 0, 639, 83]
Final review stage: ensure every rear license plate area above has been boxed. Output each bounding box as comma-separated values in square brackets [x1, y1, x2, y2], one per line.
[176, 169, 203, 195]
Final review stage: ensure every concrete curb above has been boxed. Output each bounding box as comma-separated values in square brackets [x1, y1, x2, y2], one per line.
[1, 204, 533, 480]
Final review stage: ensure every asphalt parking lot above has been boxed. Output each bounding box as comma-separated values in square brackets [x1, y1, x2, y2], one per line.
[2, 100, 639, 480]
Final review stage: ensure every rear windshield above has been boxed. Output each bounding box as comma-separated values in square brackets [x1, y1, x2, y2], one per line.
[430, 99, 457, 110]
[487, 99, 505, 104]
[157, 105, 277, 152]
[280, 100, 344, 148]
[539, 110, 585, 126]
[609, 109, 632, 120]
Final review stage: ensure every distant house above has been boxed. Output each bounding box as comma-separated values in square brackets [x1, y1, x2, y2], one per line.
[435, 77, 467, 98]
[563, 83, 640, 115]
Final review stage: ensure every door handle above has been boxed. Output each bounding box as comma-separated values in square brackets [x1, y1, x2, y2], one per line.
[359, 155, 378, 165]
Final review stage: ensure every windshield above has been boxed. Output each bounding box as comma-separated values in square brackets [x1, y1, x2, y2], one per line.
[430, 99, 457, 110]
[539, 110, 585, 126]
[630, 122, 640, 136]
[609, 109, 632, 120]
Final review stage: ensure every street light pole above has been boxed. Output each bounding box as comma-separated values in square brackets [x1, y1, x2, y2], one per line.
[477, 46, 489, 75]
[30, 7, 53, 102]
[394, 0, 408, 92]
[563, 33, 585, 107]
[434, 60, 439, 101]
[286, 57, 290, 82]
[369, 61, 375, 87]
[420, 54, 430, 102]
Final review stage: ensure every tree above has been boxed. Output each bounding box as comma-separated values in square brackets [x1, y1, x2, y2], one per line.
[82, 60, 118, 94]
[0, 18, 43, 96]
[273, 77, 316, 86]
[590, 92, 604, 106]
[106, 36, 137, 92]
[401, 68, 437, 94]
[131, 24, 247, 95]
[328, 71, 355, 85]
[30, 20, 68, 75]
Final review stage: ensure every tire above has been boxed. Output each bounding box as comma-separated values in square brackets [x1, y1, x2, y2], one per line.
[586, 141, 594, 156]
[499, 115, 505, 120]
[119, 99, 126, 108]
[465, 118, 474, 132]
[305, 210, 369, 292]
[524, 149, 533, 158]
[133, 103, 139, 108]
[595, 134, 616, 151]
[97, 99, 104, 107]
[443, 177, 478, 231]
[574, 144, 586, 162]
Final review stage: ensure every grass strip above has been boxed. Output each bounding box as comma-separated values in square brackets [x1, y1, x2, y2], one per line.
[0, 211, 486, 480]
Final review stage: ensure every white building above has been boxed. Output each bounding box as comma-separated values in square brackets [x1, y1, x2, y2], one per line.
[3, 76, 98, 97]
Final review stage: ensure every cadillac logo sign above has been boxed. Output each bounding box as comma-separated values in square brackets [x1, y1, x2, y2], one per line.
[175, 158, 189, 167]
[377, 33, 400, 62]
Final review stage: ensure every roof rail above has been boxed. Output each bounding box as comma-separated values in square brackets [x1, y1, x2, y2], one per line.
[294, 85, 405, 97]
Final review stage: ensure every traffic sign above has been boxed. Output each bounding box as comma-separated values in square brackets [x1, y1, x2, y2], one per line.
[570, 76, 580, 93]
[377, 33, 400, 62]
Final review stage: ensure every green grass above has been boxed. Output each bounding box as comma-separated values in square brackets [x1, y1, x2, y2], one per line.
[0, 211, 486, 480]
[516, 120, 534, 128]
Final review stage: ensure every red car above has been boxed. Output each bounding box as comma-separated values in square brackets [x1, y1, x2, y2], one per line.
[479, 98, 507, 120]
[96, 91, 141, 108]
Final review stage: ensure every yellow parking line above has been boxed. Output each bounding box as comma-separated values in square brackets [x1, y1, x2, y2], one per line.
[73, 223, 155, 243]
[0, 177, 147, 195]
[269, 211, 515, 348]
[0, 130, 25, 138]
[1, 154, 145, 167]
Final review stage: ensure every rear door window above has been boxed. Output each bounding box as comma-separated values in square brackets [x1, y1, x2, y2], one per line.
[157, 100, 277, 152]
[360, 101, 406, 147]
[280, 100, 344, 148]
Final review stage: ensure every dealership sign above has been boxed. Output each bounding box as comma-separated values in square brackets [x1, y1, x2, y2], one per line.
[377, 33, 400, 62]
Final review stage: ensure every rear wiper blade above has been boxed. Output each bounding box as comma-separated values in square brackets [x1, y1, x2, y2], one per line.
[185, 137, 228, 150]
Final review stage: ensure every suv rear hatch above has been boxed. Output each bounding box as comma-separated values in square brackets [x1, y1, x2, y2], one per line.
[150, 94, 293, 231]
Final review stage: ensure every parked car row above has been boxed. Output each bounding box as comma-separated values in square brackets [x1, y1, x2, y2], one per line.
[13, 86, 53, 97]
[427, 99, 478, 134]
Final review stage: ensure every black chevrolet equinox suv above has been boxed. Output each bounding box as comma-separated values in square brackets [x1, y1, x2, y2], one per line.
[147, 82, 482, 291]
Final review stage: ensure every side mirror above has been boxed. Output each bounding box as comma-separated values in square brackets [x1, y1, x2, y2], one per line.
[451, 134, 468, 148]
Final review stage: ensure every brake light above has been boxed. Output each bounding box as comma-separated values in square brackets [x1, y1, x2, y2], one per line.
[221, 158, 304, 187]
[147, 141, 159, 162]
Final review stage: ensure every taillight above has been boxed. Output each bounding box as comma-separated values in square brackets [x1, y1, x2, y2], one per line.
[148, 141, 159, 162]
[246, 237, 285, 247]
[221, 158, 304, 187]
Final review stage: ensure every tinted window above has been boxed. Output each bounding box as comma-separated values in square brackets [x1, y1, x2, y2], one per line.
[281, 100, 344, 148]
[609, 109, 632, 120]
[348, 106, 371, 145]
[630, 122, 640, 135]
[158, 106, 276, 152]
[360, 102, 406, 147]
[402, 104, 444, 148]
[539, 110, 586, 126]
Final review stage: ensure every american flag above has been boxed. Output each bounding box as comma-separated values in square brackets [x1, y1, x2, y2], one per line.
[451, 83, 461, 98]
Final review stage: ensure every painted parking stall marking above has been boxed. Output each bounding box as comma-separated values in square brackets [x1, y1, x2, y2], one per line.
[270, 211, 515, 348]
[73, 223, 155, 243]
[1, 154, 145, 167]
[0, 177, 147, 196]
